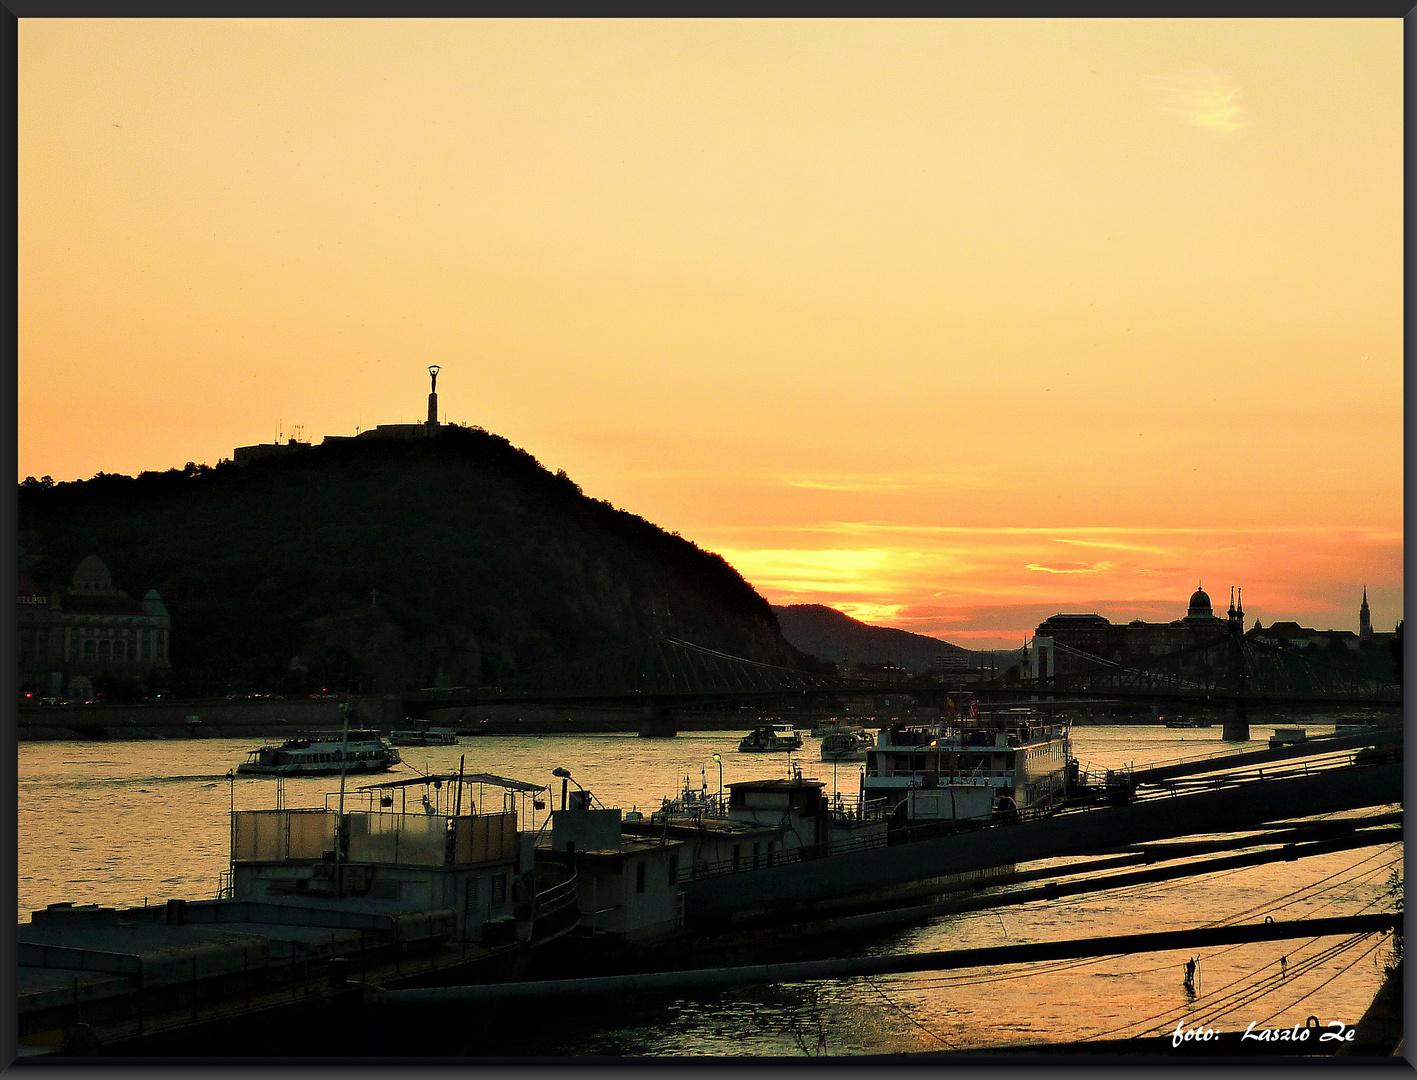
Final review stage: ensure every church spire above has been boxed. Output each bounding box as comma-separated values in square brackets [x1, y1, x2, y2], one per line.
[1359, 586, 1372, 642]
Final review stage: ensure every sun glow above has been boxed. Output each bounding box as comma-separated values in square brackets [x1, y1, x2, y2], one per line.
[17, 20, 1402, 653]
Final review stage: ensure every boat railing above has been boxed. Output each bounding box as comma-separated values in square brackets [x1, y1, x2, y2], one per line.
[532, 874, 579, 919]
[870, 769, 1016, 782]
[682, 832, 890, 881]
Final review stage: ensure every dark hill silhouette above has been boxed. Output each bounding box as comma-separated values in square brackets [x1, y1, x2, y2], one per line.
[773, 603, 975, 672]
[19, 428, 822, 696]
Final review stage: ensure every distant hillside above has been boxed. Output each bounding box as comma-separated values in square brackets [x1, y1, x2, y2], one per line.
[774, 604, 974, 672]
[19, 428, 824, 696]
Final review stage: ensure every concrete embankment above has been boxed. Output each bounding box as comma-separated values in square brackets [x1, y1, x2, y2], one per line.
[17, 698, 774, 741]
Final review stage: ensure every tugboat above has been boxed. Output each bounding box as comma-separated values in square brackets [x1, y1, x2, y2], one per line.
[237, 730, 402, 776]
[738, 723, 804, 753]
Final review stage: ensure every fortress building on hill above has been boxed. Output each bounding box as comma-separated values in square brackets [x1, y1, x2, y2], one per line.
[233, 366, 451, 465]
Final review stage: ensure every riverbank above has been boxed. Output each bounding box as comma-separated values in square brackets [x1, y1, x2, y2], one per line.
[18, 699, 1382, 742]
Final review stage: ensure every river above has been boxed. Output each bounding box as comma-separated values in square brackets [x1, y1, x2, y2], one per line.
[17, 721, 1400, 1056]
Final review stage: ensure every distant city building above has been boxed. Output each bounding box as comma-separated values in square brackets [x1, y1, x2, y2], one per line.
[1248, 590, 1395, 652]
[1031, 585, 1394, 680]
[17, 555, 171, 700]
[1028, 584, 1234, 679]
[1250, 621, 1359, 652]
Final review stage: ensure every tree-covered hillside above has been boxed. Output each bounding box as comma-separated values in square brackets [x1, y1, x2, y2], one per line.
[19, 428, 816, 696]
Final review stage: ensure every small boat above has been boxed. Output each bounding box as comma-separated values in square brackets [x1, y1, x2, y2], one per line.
[1335, 713, 1377, 735]
[236, 730, 402, 776]
[1163, 716, 1196, 729]
[738, 723, 804, 753]
[820, 729, 871, 762]
[809, 717, 861, 738]
[1269, 726, 1308, 749]
[390, 727, 458, 746]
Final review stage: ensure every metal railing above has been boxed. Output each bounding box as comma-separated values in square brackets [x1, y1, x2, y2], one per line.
[532, 875, 579, 919]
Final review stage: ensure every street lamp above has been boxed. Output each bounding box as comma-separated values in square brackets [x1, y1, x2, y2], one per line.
[712, 753, 723, 808]
[553, 767, 588, 811]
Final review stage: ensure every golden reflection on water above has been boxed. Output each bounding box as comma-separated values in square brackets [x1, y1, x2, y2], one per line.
[17, 726, 1399, 1055]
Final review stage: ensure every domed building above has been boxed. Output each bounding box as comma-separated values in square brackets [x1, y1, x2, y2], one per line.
[1184, 584, 1219, 622]
[16, 555, 171, 701]
[1030, 584, 1235, 680]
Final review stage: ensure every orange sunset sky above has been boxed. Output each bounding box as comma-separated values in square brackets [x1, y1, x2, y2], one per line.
[18, 20, 1403, 651]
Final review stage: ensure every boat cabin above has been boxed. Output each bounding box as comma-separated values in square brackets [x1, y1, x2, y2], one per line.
[228, 771, 552, 942]
[863, 712, 1072, 823]
[541, 793, 688, 942]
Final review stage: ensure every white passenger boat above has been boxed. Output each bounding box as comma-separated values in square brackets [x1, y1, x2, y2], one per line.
[236, 730, 402, 776]
[738, 723, 804, 753]
[809, 717, 863, 738]
[1269, 726, 1308, 748]
[820, 729, 871, 762]
[862, 703, 1072, 824]
[390, 727, 458, 746]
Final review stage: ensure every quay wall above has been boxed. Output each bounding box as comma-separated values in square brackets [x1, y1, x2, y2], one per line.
[16, 699, 770, 741]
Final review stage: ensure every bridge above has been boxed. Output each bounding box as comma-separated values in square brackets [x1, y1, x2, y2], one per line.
[400, 628, 1400, 736]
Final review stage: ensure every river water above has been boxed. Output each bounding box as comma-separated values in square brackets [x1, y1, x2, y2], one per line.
[17, 722, 1401, 1057]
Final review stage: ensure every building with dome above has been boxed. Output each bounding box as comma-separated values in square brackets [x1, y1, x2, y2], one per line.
[17, 555, 171, 700]
[1028, 584, 1235, 681]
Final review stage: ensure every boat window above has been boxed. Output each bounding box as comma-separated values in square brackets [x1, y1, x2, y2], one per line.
[492, 874, 507, 906]
[732, 845, 741, 871]
[635, 861, 647, 894]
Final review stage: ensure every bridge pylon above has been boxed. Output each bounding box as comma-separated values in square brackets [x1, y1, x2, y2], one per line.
[1223, 586, 1250, 741]
[638, 701, 677, 738]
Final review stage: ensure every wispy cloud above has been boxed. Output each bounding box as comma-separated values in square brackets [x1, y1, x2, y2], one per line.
[781, 474, 908, 492]
[1155, 70, 1247, 134]
[1025, 561, 1113, 575]
[1052, 537, 1168, 554]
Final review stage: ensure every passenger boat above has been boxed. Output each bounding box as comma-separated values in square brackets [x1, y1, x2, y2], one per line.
[738, 723, 804, 753]
[236, 730, 402, 776]
[1163, 716, 1196, 729]
[820, 729, 871, 762]
[862, 703, 1072, 824]
[1269, 726, 1308, 748]
[390, 727, 458, 746]
[809, 717, 862, 738]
